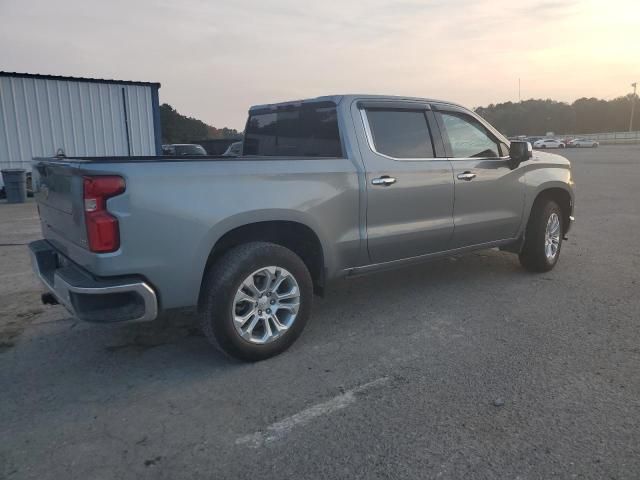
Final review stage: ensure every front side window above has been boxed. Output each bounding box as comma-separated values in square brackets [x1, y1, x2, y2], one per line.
[365, 109, 434, 158]
[440, 112, 500, 158]
[243, 103, 342, 157]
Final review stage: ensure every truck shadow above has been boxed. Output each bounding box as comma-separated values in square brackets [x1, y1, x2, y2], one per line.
[4, 248, 552, 416]
[102, 248, 529, 361]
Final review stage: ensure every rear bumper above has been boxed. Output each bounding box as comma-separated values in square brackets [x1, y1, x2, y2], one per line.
[29, 240, 158, 323]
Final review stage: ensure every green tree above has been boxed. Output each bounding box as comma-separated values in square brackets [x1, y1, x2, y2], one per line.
[475, 95, 639, 136]
[160, 104, 241, 143]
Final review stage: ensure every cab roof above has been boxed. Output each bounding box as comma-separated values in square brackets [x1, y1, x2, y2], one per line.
[249, 94, 466, 112]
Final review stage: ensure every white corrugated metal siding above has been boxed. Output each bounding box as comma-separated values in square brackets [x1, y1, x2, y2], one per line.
[0, 74, 159, 183]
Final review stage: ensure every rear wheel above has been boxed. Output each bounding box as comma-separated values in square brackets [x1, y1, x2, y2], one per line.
[199, 242, 313, 361]
[519, 200, 563, 272]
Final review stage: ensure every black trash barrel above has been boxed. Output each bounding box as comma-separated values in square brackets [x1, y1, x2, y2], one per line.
[1, 169, 28, 204]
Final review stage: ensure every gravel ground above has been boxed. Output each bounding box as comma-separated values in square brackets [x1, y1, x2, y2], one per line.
[1, 145, 639, 479]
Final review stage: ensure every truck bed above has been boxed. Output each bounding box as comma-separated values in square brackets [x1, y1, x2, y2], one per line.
[33, 155, 339, 163]
[31, 154, 362, 310]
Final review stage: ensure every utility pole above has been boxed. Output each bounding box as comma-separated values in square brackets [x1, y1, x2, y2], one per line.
[518, 78, 521, 102]
[631, 82, 637, 132]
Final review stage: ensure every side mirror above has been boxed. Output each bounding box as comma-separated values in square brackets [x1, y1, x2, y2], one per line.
[508, 141, 532, 169]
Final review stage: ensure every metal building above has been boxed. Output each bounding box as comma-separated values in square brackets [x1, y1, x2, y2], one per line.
[0, 72, 161, 184]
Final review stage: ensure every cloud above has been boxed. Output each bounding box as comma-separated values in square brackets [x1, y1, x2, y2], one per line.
[520, 0, 580, 18]
[0, 0, 637, 129]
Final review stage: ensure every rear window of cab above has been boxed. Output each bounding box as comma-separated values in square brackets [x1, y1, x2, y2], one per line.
[243, 102, 342, 157]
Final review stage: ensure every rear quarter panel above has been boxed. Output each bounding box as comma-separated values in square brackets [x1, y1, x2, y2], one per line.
[78, 158, 361, 309]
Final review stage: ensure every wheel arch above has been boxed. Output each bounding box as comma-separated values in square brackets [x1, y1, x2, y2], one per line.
[529, 186, 573, 234]
[198, 218, 327, 305]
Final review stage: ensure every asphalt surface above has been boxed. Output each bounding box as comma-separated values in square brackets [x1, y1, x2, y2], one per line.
[1, 145, 639, 479]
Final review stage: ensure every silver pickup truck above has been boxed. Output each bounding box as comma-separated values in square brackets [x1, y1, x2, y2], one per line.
[30, 94, 574, 361]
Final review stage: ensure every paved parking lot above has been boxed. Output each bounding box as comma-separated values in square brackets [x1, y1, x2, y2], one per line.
[1, 145, 639, 479]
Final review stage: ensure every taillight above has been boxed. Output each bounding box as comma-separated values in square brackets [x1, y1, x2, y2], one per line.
[83, 176, 125, 253]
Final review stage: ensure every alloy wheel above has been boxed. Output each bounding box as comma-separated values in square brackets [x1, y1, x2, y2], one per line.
[544, 213, 561, 260]
[232, 266, 301, 344]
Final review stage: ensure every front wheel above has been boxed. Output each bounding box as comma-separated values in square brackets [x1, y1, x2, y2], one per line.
[519, 200, 563, 272]
[199, 242, 313, 361]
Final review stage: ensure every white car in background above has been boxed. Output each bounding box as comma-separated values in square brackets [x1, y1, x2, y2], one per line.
[162, 144, 207, 156]
[222, 141, 243, 156]
[568, 138, 599, 148]
[533, 138, 565, 149]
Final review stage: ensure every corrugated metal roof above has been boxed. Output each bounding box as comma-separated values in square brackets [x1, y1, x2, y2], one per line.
[0, 71, 160, 88]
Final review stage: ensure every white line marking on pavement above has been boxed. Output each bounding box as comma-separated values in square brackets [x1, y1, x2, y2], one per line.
[235, 376, 390, 448]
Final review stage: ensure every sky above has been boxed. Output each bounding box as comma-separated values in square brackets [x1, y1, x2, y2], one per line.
[1, 0, 639, 129]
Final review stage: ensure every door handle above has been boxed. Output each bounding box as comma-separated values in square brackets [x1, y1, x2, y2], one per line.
[457, 171, 476, 181]
[371, 176, 397, 186]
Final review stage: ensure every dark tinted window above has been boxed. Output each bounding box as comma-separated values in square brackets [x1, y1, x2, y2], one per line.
[440, 112, 499, 158]
[243, 103, 342, 157]
[366, 109, 434, 158]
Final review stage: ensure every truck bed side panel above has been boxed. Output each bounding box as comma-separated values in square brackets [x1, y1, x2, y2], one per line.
[66, 157, 360, 309]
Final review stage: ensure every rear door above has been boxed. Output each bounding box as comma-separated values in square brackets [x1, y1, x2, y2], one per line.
[433, 105, 524, 248]
[353, 100, 454, 264]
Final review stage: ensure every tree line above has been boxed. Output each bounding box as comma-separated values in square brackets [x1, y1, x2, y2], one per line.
[160, 103, 241, 144]
[160, 94, 639, 143]
[475, 94, 639, 136]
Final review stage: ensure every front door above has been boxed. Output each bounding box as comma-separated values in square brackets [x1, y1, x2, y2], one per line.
[353, 101, 455, 264]
[434, 107, 525, 248]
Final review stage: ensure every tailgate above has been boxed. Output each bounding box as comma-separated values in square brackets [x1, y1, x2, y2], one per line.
[32, 159, 88, 252]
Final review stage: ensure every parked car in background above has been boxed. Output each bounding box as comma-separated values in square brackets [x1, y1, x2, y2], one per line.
[534, 138, 565, 149]
[29, 94, 574, 361]
[222, 141, 243, 156]
[162, 144, 207, 156]
[567, 138, 599, 148]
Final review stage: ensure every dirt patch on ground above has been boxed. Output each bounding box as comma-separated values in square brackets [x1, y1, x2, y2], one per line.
[104, 312, 202, 353]
[0, 290, 44, 351]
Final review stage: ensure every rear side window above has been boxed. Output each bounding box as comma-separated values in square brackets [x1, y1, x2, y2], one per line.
[365, 109, 434, 158]
[243, 103, 342, 157]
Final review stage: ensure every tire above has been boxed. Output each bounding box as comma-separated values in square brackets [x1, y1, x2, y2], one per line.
[519, 199, 563, 272]
[199, 242, 313, 361]
[560, 144, 565, 148]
